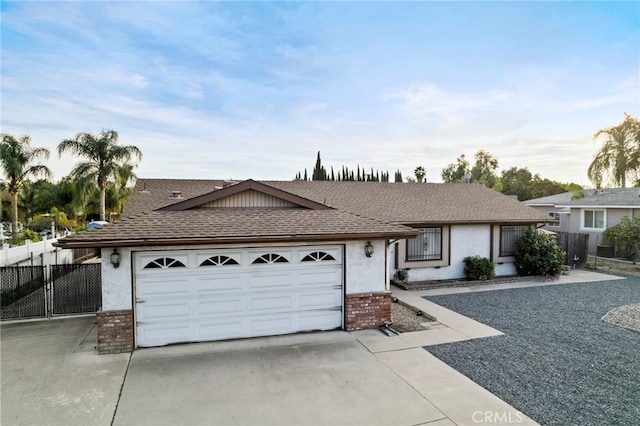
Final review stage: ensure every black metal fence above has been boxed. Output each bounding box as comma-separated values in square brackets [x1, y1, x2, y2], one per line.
[0, 263, 102, 320]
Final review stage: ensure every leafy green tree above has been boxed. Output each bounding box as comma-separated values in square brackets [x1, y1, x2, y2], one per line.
[0, 134, 52, 238]
[501, 167, 534, 201]
[588, 113, 640, 188]
[441, 154, 470, 183]
[470, 150, 499, 188]
[58, 129, 142, 221]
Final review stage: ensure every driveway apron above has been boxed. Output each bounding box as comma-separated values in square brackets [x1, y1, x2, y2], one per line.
[113, 331, 446, 426]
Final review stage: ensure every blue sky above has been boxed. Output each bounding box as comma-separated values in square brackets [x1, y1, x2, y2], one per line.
[1, 1, 638, 185]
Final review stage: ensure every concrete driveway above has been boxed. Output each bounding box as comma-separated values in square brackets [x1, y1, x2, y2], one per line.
[2, 314, 535, 426]
[0, 316, 129, 426]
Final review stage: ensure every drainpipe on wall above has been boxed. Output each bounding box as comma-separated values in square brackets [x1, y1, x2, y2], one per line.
[385, 239, 400, 291]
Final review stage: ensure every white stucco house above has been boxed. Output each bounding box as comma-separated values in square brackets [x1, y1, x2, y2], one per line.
[56, 179, 549, 354]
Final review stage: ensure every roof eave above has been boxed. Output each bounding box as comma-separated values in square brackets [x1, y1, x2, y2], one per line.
[54, 230, 420, 249]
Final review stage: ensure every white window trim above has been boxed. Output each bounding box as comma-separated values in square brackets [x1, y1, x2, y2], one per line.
[580, 208, 606, 231]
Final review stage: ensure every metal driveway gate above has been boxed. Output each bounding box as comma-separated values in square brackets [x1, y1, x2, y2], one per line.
[0, 266, 46, 319]
[1, 264, 102, 320]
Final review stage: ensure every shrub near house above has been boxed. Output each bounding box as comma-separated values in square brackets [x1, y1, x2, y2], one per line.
[603, 216, 640, 260]
[515, 229, 566, 276]
[463, 256, 495, 280]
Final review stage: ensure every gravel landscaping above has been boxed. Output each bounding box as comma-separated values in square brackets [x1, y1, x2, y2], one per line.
[424, 276, 640, 426]
[391, 299, 437, 333]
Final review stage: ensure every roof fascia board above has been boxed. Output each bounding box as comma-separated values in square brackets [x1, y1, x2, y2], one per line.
[398, 219, 547, 226]
[158, 179, 333, 211]
[556, 204, 640, 209]
[54, 230, 420, 249]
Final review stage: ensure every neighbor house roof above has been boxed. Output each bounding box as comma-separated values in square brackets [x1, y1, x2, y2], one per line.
[556, 188, 640, 208]
[523, 192, 575, 206]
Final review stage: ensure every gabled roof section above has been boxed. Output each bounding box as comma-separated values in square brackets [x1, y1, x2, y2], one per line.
[158, 179, 332, 211]
[55, 209, 418, 248]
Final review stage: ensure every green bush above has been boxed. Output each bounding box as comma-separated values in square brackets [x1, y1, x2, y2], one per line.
[515, 229, 566, 276]
[603, 216, 640, 260]
[10, 229, 41, 245]
[23, 229, 40, 242]
[463, 256, 495, 280]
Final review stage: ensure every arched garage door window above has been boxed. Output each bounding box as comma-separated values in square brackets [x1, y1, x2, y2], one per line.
[143, 258, 186, 269]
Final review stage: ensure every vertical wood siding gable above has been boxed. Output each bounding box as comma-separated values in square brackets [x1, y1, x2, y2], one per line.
[200, 189, 301, 208]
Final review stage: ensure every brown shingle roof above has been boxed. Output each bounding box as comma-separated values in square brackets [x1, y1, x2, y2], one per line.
[125, 179, 549, 224]
[265, 181, 548, 224]
[58, 209, 417, 248]
[123, 179, 226, 216]
[57, 178, 549, 248]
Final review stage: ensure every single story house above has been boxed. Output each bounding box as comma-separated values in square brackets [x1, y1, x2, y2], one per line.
[56, 179, 549, 354]
[524, 188, 640, 254]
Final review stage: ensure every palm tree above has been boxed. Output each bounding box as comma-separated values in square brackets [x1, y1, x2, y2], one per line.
[0, 134, 52, 239]
[58, 130, 142, 221]
[112, 163, 138, 217]
[588, 113, 640, 188]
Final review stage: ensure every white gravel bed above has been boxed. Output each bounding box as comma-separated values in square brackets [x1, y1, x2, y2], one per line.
[602, 303, 640, 332]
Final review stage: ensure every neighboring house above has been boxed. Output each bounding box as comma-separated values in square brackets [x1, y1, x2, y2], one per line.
[56, 179, 549, 354]
[525, 188, 640, 254]
[522, 192, 574, 233]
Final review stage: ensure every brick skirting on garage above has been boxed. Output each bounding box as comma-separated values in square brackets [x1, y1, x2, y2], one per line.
[345, 291, 392, 331]
[96, 309, 134, 354]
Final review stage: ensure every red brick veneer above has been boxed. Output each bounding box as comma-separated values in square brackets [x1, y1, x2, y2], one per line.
[345, 291, 392, 331]
[96, 309, 134, 354]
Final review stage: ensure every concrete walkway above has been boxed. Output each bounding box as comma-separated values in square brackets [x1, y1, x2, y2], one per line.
[352, 269, 625, 426]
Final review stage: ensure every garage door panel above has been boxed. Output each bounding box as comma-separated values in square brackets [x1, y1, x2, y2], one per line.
[138, 324, 190, 347]
[138, 301, 190, 321]
[249, 294, 293, 312]
[137, 277, 190, 298]
[298, 268, 341, 286]
[299, 310, 342, 331]
[197, 297, 244, 315]
[249, 272, 294, 290]
[197, 319, 246, 341]
[195, 275, 244, 293]
[298, 289, 342, 308]
[249, 315, 294, 334]
[135, 246, 344, 347]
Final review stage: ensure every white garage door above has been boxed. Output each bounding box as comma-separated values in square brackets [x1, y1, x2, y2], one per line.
[134, 246, 343, 347]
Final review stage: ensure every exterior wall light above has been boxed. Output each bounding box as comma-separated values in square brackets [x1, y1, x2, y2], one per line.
[364, 241, 374, 258]
[110, 248, 121, 268]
